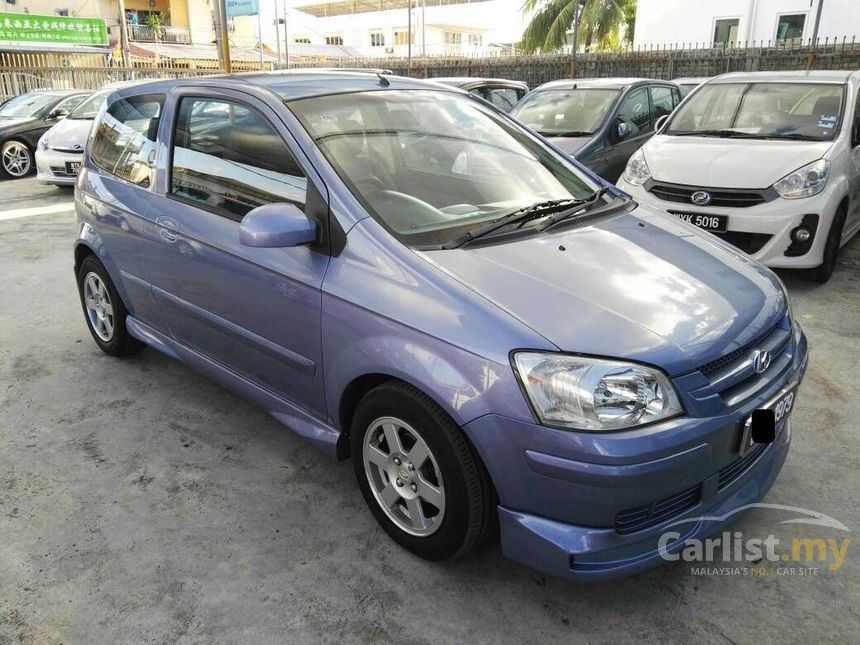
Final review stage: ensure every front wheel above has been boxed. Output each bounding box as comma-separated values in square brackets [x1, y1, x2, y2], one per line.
[1, 140, 34, 179]
[351, 382, 495, 561]
[807, 204, 847, 284]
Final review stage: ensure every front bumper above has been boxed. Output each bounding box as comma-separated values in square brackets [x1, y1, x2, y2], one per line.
[35, 148, 82, 186]
[617, 178, 842, 269]
[464, 328, 808, 581]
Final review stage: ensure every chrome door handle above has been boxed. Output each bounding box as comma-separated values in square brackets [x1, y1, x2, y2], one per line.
[156, 216, 179, 243]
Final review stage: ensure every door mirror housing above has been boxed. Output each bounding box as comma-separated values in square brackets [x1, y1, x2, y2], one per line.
[48, 108, 70, 121]
[654, 115, 669, 132]
[616, 121, 632, 141]
[239, 203, 317, 248]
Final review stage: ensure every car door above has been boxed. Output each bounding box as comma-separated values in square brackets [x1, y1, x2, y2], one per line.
[604, 86, 653, 182]
[144, 89, 330, 417]
[848, 86, 860, 234]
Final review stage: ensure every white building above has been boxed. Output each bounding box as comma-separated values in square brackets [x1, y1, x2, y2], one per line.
[634, 0, 859, 47]
[239, 0, 526, 61]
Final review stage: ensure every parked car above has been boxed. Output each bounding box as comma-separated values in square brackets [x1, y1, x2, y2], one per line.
[510, 78, 682, 182]
[37, 81, 144, 186]
[74, 72, 807, 581]
[674, 77, 712, 97]
[431, 77, 529, 112]
[0, 89, 89, 179]
[617, 70, 860, 283]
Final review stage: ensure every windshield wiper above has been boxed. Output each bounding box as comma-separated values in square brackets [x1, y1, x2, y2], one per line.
[759, 133, 824, 141]
[537, 130, 593, 137]
[535, 187, 612, 231]
[671, 129, 759, 138]
[441, 199, 581, 249]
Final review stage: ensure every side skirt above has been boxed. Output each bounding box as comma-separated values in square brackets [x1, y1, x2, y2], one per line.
[126, 316, 345, 460]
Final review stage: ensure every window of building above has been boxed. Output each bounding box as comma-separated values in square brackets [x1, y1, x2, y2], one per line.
[467, 33, 482, 46]
[616, 87, 651, 136]
[325, 34, 343, 45]
[444, 32, 462, 45]
[91, 93, 164, 188]
[293, 36, 311, 44]
[776, 14, 806, 44]
[713, 18, 739, 46]
[394, 30, 413, 46]
[370, 32, 385, 47]
[170, 98, 307, 220]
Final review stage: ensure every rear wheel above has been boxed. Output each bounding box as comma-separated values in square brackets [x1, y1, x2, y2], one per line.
[76, 255, 144, 357]
[807, 204, 847, 284]
[1, 140, 33, 179]
[351, 381, 495, 560]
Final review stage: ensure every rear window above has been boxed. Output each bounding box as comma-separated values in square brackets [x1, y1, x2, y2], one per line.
[90, 93, 164, 187]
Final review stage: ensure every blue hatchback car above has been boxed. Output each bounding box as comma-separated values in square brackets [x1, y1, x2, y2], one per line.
[74, 71, 808, 580]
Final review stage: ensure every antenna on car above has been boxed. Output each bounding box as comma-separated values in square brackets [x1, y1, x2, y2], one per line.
[377, 72, 390, 87]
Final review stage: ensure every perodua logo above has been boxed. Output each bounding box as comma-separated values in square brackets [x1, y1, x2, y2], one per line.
[751, 350, 772, 374]
[691, 190, 712, 206]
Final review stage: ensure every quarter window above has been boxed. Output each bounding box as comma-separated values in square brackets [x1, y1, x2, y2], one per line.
[170, 98, 306, 219]
[90, 93, 164, 187]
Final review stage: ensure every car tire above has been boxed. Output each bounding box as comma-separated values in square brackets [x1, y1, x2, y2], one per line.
[0, 139, 34, 179]
[351, 381, 496, 561]
[807, 203, 847, 284]
[76, 255, 144, 357]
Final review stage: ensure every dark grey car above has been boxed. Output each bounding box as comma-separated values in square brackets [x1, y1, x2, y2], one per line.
[510, 78, 681, 182]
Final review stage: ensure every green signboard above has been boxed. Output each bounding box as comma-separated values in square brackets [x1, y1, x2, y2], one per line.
[0, 12, 108, 46]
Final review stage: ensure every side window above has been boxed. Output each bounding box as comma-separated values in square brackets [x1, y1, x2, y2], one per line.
[170, 97, 307, 219]
[616, 88, 651, 136]
[486, 87, 521, 112]
[650, 86, 674, 120]
[671, 87, 682, 108]
[91, 93, 164, 188]
[57, 95, 86, 112]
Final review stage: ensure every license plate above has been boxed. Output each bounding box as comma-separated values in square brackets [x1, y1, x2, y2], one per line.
[738, 384, 798, 456]
[65, 160, 81, 175]
[670, 211, 728, 233]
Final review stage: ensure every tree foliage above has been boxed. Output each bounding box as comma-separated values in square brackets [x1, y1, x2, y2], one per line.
[520, 0, 637, 53]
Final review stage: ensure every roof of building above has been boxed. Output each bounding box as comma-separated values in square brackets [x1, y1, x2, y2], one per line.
[294, 0, 491, 18]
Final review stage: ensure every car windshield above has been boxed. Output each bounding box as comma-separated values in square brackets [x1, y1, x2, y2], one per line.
[70, 90, 108, 120]
[289, 89, 597, 247]
[0, 92, 63, 118]
[666, 82, 845, 140]
[510, 88, 620, 135]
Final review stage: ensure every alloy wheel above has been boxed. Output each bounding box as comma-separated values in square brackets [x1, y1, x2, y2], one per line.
[2, 142, 31, 177]
[362, 416, 446, 536]
[83, 272, 115, 342]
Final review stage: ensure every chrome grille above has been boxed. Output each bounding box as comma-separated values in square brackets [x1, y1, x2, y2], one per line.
[698, 324, 778, 378]
[649, 182, 769, 208]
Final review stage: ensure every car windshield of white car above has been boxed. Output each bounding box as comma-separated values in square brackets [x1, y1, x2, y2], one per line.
[666, 82, 845, 141]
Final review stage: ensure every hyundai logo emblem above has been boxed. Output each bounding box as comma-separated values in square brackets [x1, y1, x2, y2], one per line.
[751, 349, 772, 374]
[691, 190, 712, 206]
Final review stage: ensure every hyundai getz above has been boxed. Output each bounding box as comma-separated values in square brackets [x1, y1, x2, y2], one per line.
[74, 72, 808, 580]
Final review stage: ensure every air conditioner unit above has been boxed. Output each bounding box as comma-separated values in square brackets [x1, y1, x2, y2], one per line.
[385, 47, 394, 53]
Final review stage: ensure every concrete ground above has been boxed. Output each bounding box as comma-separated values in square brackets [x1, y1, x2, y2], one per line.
[0, 177, 857, 644]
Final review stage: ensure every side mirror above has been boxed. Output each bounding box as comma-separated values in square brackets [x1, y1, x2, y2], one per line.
[616, 121, 632, 141]
[48, 108, 70, 121]
[655, 115, 669, 132]
[239, 202, 317, 248]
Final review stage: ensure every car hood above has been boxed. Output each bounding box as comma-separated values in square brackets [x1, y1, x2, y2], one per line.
[43, 117, 92, 150]
[643, 135, 834, 188]
[420, 205, 786, 376]
[546, 135, 593, 156]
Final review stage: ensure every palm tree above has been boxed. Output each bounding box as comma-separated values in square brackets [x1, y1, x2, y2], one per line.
[520, 0, 636, 54]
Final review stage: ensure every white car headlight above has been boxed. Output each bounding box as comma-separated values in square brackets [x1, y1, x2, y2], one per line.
[621, 148, 651, 186]
[773, 158, 829, 199]
[38, 135, 49, 151]
[513, 352, 683, 431]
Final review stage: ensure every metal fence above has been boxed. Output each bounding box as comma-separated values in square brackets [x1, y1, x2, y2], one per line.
[293, 37, 860, 88]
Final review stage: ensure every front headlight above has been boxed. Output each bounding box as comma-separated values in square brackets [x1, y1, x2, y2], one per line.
[773, 158, 829, 199]
[513, 352, 683, 431]
[38, 135, 49, 151]
[621, 148, 651, 186]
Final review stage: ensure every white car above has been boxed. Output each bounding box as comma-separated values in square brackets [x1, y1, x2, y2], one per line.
[618, 70, 860, 283]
